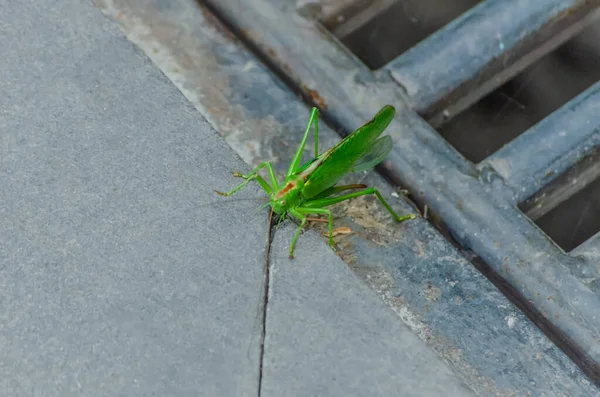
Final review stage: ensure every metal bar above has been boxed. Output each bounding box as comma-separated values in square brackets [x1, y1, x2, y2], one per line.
[480, 81, 600, 204]
[205, 0, 600, 382]
[385, 0, 600, 126]
[326, 0, 396, 39]
[318, 0, 358, 22]
[519, 148, 600, 221]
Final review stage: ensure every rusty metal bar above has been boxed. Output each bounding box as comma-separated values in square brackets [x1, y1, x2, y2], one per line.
[385, 0, 600, 126]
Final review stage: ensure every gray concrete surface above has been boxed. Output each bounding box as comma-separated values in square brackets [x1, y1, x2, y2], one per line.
[0, 0, 475, 395]
[0, 1, 268, 395]
[263, 223, 476, 396]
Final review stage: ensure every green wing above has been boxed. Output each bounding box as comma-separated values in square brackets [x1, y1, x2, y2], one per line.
[353, 135, 392, 173]
[300, 105, 395, 199]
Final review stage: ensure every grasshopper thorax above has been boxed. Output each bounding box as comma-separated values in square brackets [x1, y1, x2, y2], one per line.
[271, 177, 305, 215]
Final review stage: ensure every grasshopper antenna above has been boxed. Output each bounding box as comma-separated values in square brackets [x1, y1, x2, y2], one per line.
[196, 196, 268, 210]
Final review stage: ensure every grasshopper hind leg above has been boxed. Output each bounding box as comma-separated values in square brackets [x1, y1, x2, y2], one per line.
[305, 187, 417, 223]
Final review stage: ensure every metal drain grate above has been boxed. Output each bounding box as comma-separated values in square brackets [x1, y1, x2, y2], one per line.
[205, 0, 600, 383]
[439, 21, 600, 163]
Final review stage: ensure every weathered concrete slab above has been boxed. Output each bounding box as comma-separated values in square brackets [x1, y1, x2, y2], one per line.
[0, 1, 267, 395]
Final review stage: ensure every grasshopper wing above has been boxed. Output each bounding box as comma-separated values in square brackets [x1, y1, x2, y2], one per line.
[352, 135, 393, 173]
[300, 106, 395, 199]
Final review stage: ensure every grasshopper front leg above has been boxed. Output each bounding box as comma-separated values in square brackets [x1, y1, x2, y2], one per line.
[287, 209, 307, 259]
[215, 161, 279, 196]
[288, 207, 334, 259]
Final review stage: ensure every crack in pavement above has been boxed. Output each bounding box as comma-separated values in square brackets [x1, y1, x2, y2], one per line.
[257, 208, 275, 397]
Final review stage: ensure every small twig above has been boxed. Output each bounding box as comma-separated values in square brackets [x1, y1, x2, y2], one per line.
[322, 227, 352, 237]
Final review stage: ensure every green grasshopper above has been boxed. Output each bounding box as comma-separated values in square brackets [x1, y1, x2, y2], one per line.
[215, 105, 416, 258]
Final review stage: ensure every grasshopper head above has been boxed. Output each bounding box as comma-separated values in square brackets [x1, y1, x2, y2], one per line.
[272, 178, 304, 215]
[271, 198, 287, 215]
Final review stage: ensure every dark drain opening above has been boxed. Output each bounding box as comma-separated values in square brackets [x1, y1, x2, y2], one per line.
[439, 21, 600, 163]
[323, 0, 481, 70]
[534, 176, 600, 253]
[520, 151, 600, 252]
